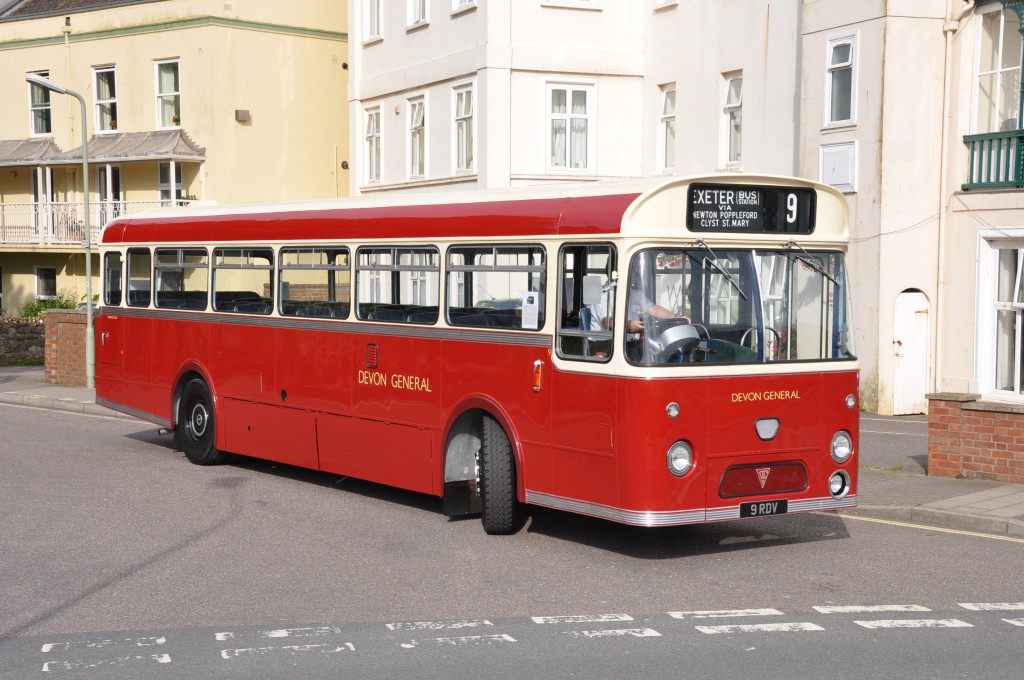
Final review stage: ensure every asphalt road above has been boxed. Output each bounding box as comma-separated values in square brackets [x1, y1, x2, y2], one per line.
[1, 403, 1021, 679]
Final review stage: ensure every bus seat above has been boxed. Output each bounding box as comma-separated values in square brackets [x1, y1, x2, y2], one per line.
[451, 314, 497, 327]
[407, 311, 439, 324]
[368, 308, 407, 321]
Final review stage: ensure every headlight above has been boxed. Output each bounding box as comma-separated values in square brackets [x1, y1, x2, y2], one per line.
[829, 470, 851, 499]
[831, 430, 853, 463]
[667, 441, 693, 477]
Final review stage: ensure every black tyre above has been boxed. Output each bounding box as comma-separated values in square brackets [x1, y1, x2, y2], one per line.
[178, 378, 228, 465]
[480, 415, 520, 535]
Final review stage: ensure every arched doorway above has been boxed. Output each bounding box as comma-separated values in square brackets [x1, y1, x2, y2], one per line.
[893, 290, 931, 415]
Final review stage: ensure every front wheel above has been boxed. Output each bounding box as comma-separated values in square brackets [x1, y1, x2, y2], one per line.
[178, 378, 229, 465]
[479, 415, 521, 535]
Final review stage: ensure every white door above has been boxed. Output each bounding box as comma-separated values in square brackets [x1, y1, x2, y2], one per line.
[893, 291, 930, 415]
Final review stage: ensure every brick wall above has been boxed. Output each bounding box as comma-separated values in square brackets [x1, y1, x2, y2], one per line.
[44, 310, 86, 386]
[927, 393, 1024, 485]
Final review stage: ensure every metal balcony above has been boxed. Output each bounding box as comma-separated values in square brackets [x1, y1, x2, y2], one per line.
[0, 200, 186, 246]
[963, 129, 1024, 190]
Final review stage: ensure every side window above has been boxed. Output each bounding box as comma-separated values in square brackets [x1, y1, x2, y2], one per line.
[212, 248, 273, 314]
[127, 248, 151, 307]
[557, 244, 615, 361]
[446, 244, 545, 330]
[154, 248, 208, 310]
[103, 251, 122, 306]
[279, 247, 350, 318]
[356, 246, 439, 323]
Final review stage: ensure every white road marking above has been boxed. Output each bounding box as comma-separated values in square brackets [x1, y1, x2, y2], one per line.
[854, 619, 973, 629]
[564, 628, 662, 639]
[386, 619, 493, 631]
[220, 643, 354, 659]
[531, 614, 634, 624]
[669, 609, 783, 619]
[1002, 618, 1024, 627]
[814, 605, 931, 614]
[958, 602, 1024, 611]
[399, 634, 516, 649]
[696, 622, 824, 634]
[41, 637, 166, 653]
[263, 627, 343, 638]
[42, 654, 171, 671]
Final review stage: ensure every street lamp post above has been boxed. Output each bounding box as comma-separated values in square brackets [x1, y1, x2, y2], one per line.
[27, 74, 94, 388]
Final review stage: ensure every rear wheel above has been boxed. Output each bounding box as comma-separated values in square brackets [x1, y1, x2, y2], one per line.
[479, 415, 520, 534]
[178, 378, 229, 465]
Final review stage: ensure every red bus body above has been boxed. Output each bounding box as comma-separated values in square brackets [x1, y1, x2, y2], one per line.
[96, 176, 858, 529]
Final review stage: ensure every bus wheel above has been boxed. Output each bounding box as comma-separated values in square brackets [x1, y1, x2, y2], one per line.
[178, 378, 228, 465]
[480, 415, 520, 535]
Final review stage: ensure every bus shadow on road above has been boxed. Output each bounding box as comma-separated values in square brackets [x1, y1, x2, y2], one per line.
[520, 506, 852, 559]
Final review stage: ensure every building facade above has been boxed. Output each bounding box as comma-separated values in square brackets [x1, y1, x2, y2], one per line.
[0, 0, 348, 315]
[348, 0, 800, 195]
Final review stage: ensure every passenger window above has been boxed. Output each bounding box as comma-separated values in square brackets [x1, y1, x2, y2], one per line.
[557, 244, 615, 361]
[446, 244, 546, 330]
[154, 248, 208, 310]
[212, 248, 274, 315]
[279, 247, 350, 318]
[103, 251, 122, 306]
[356, 246, 439, 323]
[126, 248, 152, 307]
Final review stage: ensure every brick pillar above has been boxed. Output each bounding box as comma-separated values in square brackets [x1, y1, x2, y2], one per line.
[45, 309, 87, 386]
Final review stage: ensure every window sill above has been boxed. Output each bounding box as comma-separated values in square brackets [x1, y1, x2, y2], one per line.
[362, 35, 383, 47]
[541, 0, 601, 11]
[821, 121, 856, 133]
[653, 0, 678, 12]
[406, 20, 429, 33]
[360, 174, 478, 193]
[451, 3, 477, 17]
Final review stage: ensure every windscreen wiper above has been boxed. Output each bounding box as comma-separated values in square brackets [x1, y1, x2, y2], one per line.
[694, 239, 748, 300]
[783, 240, 838, 286]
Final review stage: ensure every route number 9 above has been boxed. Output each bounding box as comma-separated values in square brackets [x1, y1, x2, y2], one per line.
[785, 193, 798, 224]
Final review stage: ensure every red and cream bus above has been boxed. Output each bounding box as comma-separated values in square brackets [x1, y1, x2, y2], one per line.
[96, 175, 858, 534]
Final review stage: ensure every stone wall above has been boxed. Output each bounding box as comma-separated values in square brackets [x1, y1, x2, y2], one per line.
[0, 318, 45, 365]
[44, 310, 86, 386]
[928, 393, 1024, 485]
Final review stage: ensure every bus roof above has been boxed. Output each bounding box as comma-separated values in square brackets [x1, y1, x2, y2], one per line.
[101, 174, 849, 246]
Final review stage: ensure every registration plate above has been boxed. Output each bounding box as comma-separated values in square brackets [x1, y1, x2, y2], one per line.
[740, 499, 789, 518]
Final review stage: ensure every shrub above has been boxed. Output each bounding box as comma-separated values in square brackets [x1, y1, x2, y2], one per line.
[18, 292, 80, 318]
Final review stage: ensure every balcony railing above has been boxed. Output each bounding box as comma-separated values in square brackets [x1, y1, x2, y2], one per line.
[963, 129, 1024, 190]
[0, 200, 187, 246]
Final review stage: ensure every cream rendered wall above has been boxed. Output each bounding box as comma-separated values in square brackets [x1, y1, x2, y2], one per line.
[0, 0, 348, 204]
[801, 1, 946, 414]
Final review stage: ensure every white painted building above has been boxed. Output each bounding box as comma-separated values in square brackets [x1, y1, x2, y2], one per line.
[348, 0, 800, 195]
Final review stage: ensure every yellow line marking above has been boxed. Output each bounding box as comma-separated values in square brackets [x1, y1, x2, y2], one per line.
[838, 514, 1024, 544]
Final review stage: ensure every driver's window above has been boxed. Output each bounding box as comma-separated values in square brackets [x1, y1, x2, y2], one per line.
[556, 244, 615, 362]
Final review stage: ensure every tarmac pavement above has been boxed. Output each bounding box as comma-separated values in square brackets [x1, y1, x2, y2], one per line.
[2, 365, 1023, 538]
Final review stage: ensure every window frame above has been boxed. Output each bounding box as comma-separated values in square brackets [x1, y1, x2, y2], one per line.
[824, 34, 857, 127]
[408, 96, 426, 179]
[722, 72, 743, 167]
[978, 230, 1024, 401]
[94, 65, 118, 133]
[212, 247, 275, 315]
[279, 247, 351, 319]
[158, 161, 183, 204]
[365, 108, 381, 184]
[972, 6, 1023, 134]
[103, 251, 123, 306]
[556, 242, 617, 362]
[408, 0, 428, 27]
[126, 247, 152, 308]
[445, 244, 547, 331]
[453, 83, 475, 174]
[546, 81, 596, 174]
[658, 83, 676, 173]
[153, 247, 209, 311]
[355, 246, 440, 323]
[365, 0, 383, 42]
[34, 265, 57, 299]
[155, 59, 181, 129]
[28, 70, 52, 137]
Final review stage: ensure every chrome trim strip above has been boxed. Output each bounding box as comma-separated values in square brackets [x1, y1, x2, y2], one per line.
[99, 307, 553, 348]
[526, 491, 706, 527]
[95, 397, 172, 428]
[526, 491, 858, 527]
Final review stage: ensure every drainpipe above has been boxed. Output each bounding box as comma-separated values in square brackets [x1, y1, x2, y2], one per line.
[936, 0, 975, 394]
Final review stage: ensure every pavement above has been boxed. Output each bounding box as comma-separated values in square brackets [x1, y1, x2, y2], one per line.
[2, 365, 1023, 538]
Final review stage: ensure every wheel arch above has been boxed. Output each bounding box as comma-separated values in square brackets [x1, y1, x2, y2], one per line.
[170, 360, 216, 434]
[440, 395, 525, 517]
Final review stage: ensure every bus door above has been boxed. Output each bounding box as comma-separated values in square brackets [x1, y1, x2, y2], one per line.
[96, 251, 125, 404]
[549, 244, 619, 507]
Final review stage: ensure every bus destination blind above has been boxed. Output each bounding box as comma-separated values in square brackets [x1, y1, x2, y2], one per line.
[686, 184, 816, 234]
